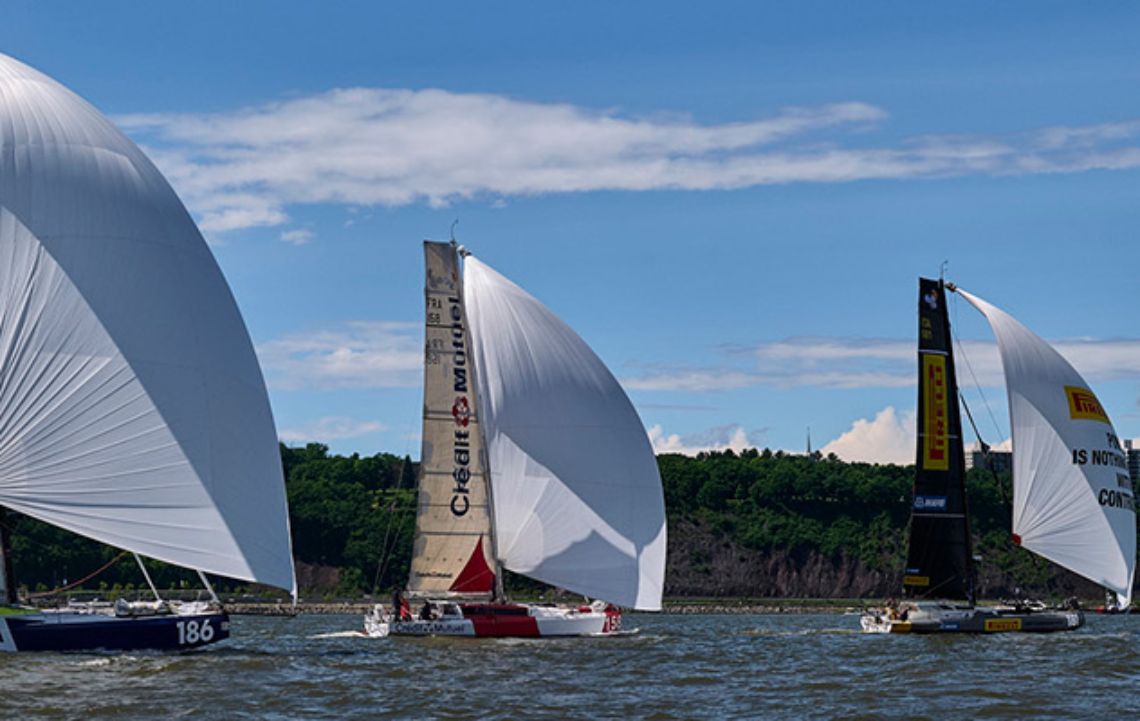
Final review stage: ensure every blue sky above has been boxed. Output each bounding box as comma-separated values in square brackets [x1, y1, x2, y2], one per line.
[4, 1, 1139, 461]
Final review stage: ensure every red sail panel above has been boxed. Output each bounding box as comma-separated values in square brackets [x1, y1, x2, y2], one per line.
[449, 536, 496, 594]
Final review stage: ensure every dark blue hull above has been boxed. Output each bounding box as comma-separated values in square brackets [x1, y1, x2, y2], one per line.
[0, 611, 229, 652]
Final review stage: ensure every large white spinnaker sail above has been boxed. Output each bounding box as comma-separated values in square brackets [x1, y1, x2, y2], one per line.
[956, 287, 1135, 604]
[0, 54, 295, 595]
[464, 254, 667, 610]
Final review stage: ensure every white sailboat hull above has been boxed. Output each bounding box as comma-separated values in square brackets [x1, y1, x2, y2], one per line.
[364, 600, 626, 638]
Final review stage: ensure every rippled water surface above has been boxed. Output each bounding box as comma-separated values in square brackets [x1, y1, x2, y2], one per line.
[2, 612, 1138, 719]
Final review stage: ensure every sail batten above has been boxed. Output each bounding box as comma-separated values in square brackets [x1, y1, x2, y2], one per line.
[464, 255, 667, 610]
[956, 286, 1135, 605]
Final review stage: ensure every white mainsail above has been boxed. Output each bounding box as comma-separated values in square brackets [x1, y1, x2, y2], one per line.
[464, 254, 667, 610]
[0, 54, 295, 594]
[408, 242, 497, 597]
[956, 287, 1135, 604]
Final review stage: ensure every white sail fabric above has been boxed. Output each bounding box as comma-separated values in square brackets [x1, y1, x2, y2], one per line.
[0, 54, 295, 594]
[464, 255, 667, 610]
[957, 288, 1135, 604]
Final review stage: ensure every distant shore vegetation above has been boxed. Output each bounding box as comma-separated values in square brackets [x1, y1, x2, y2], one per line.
[7, 443, 1136, 602]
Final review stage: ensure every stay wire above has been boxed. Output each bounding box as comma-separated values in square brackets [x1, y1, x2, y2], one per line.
[371, 426, 416, 596]
[0, 514, 133, 601]
[951, 293, 1003, 443]
[951, 294, 1013, 509]
[27, 550, 130, 599]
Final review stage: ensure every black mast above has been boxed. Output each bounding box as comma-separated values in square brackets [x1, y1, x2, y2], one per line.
[903, 278, 975, 603]
[0, 507, 17, 605]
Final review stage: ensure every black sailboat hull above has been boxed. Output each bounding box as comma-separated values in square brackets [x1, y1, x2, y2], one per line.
[0, 609, 229, 652]
[862, 604, 1083, 634]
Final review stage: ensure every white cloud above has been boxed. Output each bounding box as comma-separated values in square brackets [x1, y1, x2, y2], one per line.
[750, 337, 1003, 388]
[648, 423, 765, 455]
[1048, 339, 1140, 383]
[965, 438, 1012, 452]
[279, 228, 314, 245]
[257, 321, 421, 390]
[820, 406, 916, 465]
[624, 336, 1140, 392]
[116, 89, 1140, 233]
[279, 416, 386, 443]
[625, 369, 761, 392]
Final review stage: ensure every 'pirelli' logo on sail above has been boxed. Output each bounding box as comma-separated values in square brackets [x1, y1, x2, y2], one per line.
[922, 354, 949, 471]
[1065, 385, 1109, 424]
[984, 618, 1022, 632]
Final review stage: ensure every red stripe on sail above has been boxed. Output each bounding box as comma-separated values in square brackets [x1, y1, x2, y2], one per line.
[449, 536, 495, 594]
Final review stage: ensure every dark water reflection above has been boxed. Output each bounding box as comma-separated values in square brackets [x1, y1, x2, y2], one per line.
[2, 613, 1137, 719]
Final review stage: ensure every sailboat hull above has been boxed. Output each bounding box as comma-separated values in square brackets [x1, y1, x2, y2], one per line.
[0, 609, 229, 652]
[367, 601, 624, 638]
[860, 603, 1083, 634]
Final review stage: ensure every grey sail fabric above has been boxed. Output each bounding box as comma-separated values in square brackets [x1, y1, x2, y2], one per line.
[464, 255, 667, 610]
[407, 242, 497, 597]
[0, 54, 295, 594]
[957, 287, 1135, 605]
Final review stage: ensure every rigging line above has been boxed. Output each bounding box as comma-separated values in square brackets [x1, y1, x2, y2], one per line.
[26, 550, 129, 599]
[951, 292, 1003, 442]
[197, 569, 220, 605]
[370, 458, 404, 595]
[959, 389, 1011, 508]
[914, 572, 967, 602]
[134, 553, 161, 601]
[959, 392, 989, 453]
[371, 422, 417, 595]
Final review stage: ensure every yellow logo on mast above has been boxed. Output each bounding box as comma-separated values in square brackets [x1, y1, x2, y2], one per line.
[922, 355, 949, 471]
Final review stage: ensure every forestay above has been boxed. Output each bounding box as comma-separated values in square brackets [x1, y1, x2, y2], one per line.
[464, 255, 667, 610]
[0, 54, 295, 595]
[956, 287, 1135, 604]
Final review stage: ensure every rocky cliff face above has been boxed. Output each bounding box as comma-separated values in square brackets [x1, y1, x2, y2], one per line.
[296, 516, 1116, 602]
[295, 560, 342, 592]
[665, 517, 898, 598]
[664, 517, 1109, 601]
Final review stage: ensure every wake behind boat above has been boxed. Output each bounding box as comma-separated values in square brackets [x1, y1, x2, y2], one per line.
[0, 54, 296, 652]
[364, 241, 666, 639]
[862, 278, 1134, 634]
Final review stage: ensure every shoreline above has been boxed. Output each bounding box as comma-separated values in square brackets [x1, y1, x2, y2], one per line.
[222, 597, 1102, 616]
[223, 598, 869, 616]
[24, 595, 1103, 616]
[222, 600, 868, 616]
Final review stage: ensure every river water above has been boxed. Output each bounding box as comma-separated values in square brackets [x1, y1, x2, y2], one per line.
[2, 612, 1137, 719]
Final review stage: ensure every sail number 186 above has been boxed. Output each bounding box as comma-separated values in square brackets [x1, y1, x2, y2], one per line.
[176, 619, 215, 645]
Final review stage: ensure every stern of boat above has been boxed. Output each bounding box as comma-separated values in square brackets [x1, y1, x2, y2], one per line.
[860, 610, 910, 634]
[363, 604, 391, 638]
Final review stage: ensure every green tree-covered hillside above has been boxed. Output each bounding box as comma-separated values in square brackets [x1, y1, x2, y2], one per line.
[5, 444, 1135, 602]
